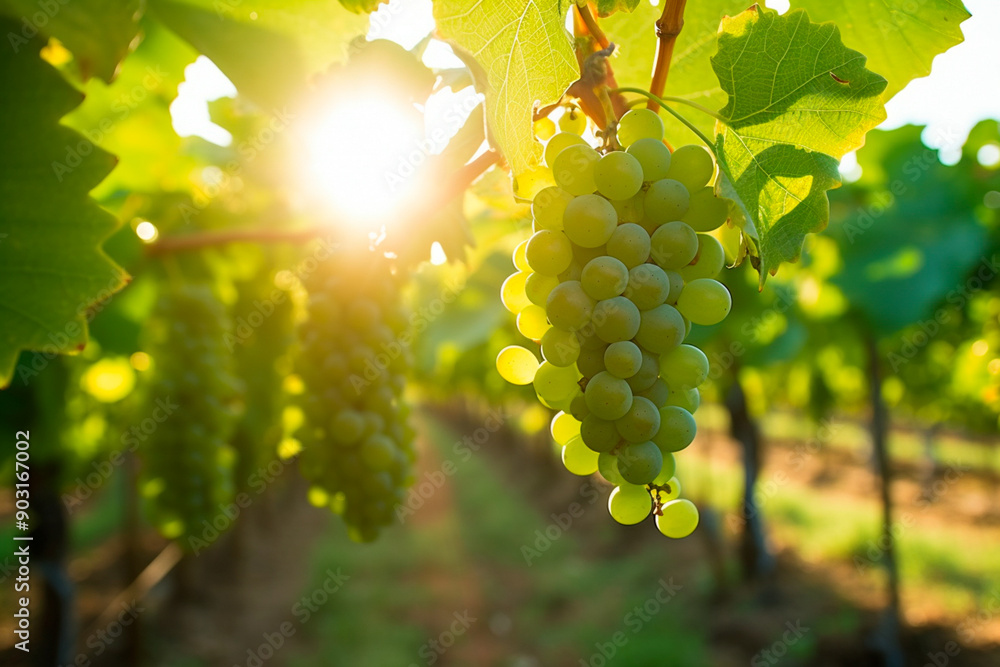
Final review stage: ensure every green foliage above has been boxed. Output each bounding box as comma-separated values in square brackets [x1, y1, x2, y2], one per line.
[711, 6, 887, 280]
[594, 0, 640, 18]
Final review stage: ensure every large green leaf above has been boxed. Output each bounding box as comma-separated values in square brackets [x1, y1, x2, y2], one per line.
[789, 0, 970, 100]
[149, 0, 367, 110]
[711, 6, 887, 280]
[602, 0, 747, 143]
[0, 34, 127, 387]
[0, 0, 142, 82]
[433, 0, 577, 176]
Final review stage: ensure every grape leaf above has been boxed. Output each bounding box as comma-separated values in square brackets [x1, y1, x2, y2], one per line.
[711, 6, 887, 281]
[602, 0, 748, 143]
[433, 0, 577, 176]
[789, 0, 970, 100]
[594, 0, 640, 18]
[0, 36, 128, 387]
[0, 0, 142, 82]
[149, 0, 368, 110]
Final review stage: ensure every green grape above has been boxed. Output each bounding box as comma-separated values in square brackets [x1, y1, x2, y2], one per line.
[517, 304, 550, 340]
[360, 434, 396, 470]
[526, 229, 573, 276]
[559, 262, 584, 283]
[657, 452, 677, 481]
[617, 441, 662, 485]
[581, 256, 630, 300]
[501, 271, 532, 313]
[526, 272, 559, 307]
[634, 304, 685, 354]
[625, 349, 660, 393]
[665, 386, 700, 413]
[562, 435, 600, 476]
[643, 179, 690, 226]
[604, 340, 643, 379]
[626, 137, 672, 181]
[654, 406, 696, 452]
[563, 194, 618, 248]
[559, 107, 587, 134]
[638, 377, 670, 407]
[544, 131, 586, 166]
[534, 116, 556, 141]
[541, 327, 581, 367]
[650, 221, 699, 270]
[584, 371, 633, 420]
[608, 484, 652, 525]
[682, 187, 729, 232]
[496, 345, 539, 385]
[580, 414, 620, 452]
[534, 361, 580, 405]
[551, 411, 581, 445]
[598, 451, 626, 485]
[616, 396, 661, 442]
[592, 296, 641, 343]
[594, 151, 644, 200]
[607, 223, 651, 269]
[625, 264, 670, 310]
[577, 327, 607, 350]
[573, 243, 607, 265]
[512, 240, 530, 272]
[656, 499, 699, 538]
[570, 393, 590, 420]
[659, 344, 709, 390]
[532, 186, 574, 231]
[546, 280, 595, 331]
[617, 108, 663, 147]
[676, 278, 732, 325]
[666, 145, 715, 191]
[576, 346, 608, 377]
[679, 234, 725, 281]
[553, 144, 600, 195]
[611, 193, 645, 223]
[664, 270, 684, 305]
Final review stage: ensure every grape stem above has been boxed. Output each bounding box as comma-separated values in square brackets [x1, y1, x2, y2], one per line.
[647, 0, 688, 112]
[578, 3, 610, 49]
[612, 87, 718, 157]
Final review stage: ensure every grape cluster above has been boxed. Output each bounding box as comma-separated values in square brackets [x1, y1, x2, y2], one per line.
[497, 109, 732, 538]
[143, 285, 242, 540]
[295, 251, 416, 543]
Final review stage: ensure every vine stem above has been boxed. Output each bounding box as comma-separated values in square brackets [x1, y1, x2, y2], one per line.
[578, 3, 610, 50]
[613, 87, 717, 155]
[647, 0, 688, 112]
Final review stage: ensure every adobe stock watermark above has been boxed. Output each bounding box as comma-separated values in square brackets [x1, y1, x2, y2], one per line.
[59, 601, 144, 667]
[6, 0, 70, 53]
[750, 620, 811, 666]
[407, 610, 477, 667]
[520, 479, 602, 566]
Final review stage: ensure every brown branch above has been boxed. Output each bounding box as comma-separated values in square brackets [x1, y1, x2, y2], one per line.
[647, 0, 688, 112]
[578, 4, 610, 50]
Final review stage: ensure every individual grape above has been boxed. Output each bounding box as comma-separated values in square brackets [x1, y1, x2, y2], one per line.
[501, 272, 531, 313]
[617, 108, 663, 147]
[644, 179, 690, 226]
[546, 280, 595, 331]
[658, 452, 677, 481]
[656, 499, 699, 538]
[666, 145, 714, 191]
[664, 270, 684, 305]
[584, 371, 633, 420]
[551, 411, 582, 445]
[517, 304, 549, 340]
[534, 361, 580, 406]
[604, 341, 643, 379]
[594, 151, 644, 200]
[360, 434, 396, 470]
[534, 116, 556, 140]
[676, 278, 732, 326]
[617, 441, 663, 485]
[592, 296, 642, 344]
[541, 327, 581, 367]
[559, 262, 584, 283]
[581, 256, 629, 300]
[626, 137, 672, 181]
[532, 186, 574, 231]
[570, 394, 590, 420]
[659, 344, 709, 390]
[598, 451, 626, 485]
[563, 194, 618, 248]
[496, 346, 539, 385]
[625, 264, 671, 310]
[638, 377, 670, 407]
[665, 387, 700, 413]
[680, 234, 725, 281]
[650, 221, 698, 270]
[562, 435, 600, 475]
[608, 484, 653, 525]
[682, 187, 729, 232]
[544, 131, 586, 166]
[512, 240, 530, 272]
[654, 406, 696, 452]
[616, 396, 661, 443]
[580, 414, 620, 452]
[577, 327, 607, 350]
[606, 223, 651, 269]
[553, 144, 600, 195]
[559, 107, 586, 134]
[634, 304, 685, 354]
[576, 346, 608, 377]
[525, 273, 559, 307]
[611, 193, 645, 223]
[526, 229, 573, 276]
[625, 349, 660, 393]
